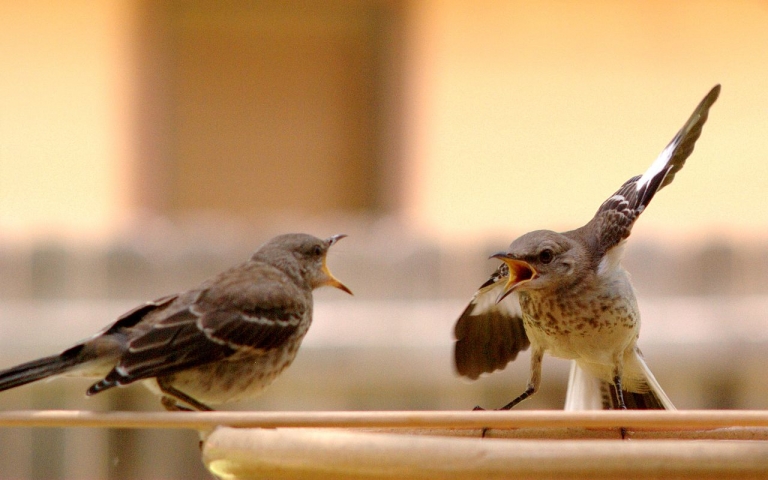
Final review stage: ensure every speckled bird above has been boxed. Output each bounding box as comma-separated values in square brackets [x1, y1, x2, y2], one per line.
[454, 85, 720, 410]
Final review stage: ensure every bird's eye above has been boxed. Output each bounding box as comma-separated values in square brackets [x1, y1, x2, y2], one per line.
[312, 245, 323, 256]
[539, 249, 554, 264]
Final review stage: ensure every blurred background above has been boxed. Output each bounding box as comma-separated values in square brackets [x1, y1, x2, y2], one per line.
[1, 0, 767, 478]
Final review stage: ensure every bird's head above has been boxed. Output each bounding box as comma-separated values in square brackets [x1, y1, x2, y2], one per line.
[491, 230, 583, 303]
[255, 233, 352, 295]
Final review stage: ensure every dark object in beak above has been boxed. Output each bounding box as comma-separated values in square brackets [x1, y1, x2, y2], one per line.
[489, 252, 536, 304]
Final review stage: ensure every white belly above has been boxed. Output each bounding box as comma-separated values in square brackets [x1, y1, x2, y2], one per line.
[525, 310, 639, 364]
[520, 269, 641, 374]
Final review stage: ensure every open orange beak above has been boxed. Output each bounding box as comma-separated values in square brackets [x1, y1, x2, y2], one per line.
[490, 252, 536, 304]
[322, 234, 353, 295]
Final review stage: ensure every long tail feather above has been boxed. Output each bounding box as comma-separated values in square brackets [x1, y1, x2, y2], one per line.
[564, 359, 675, 410]
[0, 345, 85, 392]
[564, 361, 605, 410]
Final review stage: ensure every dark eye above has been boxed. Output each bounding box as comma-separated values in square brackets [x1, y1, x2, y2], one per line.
[312, 245, 323, 256]
[539, 249, 554, 264]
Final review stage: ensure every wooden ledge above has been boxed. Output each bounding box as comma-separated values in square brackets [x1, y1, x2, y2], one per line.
[2, 410, 768, 478]
[1, 409, 768, 431]
[203, 427, 768, 480]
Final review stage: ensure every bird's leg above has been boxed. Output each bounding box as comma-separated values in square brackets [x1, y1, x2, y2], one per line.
[157, 377, 214, 412]
[613, 374, 627, 410]
[474, 349, 543, 438]
[161, 396, 193, 412]
[471, 348, 542, 438]
[474, 347, 543, 411]
[500, 348, 543, 410]
[499, 384, 535, 410]
[613, 366, 629, 439]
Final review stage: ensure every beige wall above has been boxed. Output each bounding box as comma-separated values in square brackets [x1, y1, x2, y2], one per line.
[1, 1, 767, 242]
[401, 0, 768, 240]
[0, 1, 136, 240]
[0, 1, 396, 240]
[166, 3, 384, 217]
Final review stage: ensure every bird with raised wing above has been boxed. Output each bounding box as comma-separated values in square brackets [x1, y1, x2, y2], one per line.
[0, 233, 352, 411]
[454, 85, 720, 411]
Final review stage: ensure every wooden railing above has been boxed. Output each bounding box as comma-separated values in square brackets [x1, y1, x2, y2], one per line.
[1, 410, 768, 479]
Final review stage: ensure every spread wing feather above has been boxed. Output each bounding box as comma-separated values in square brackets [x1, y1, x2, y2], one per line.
[454, 265, 530, 380]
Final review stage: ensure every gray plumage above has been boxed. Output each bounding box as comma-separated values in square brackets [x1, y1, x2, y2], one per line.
[0, 233, 351, 411]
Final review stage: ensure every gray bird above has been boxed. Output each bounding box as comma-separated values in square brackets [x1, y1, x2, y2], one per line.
[454, 85, 720, 410]
[0, 233, 351, 411]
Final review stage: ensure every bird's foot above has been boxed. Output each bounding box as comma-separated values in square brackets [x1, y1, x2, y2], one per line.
[470, 405, 490, 436]
[161, 396, 193, 412]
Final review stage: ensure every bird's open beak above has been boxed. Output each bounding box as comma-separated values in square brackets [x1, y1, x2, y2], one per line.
[323, 234, 353, 295]
[490, 252, 536, 304]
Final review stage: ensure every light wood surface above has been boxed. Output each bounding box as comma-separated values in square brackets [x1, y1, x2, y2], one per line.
[203, 427, 768, 480]
[2, 410, 767, 479]
[1, 409, 768, 431]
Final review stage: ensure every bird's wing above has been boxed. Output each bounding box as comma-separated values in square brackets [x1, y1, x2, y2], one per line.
[588, 85, 720, 257]
[88, 263, 308, 393]
[98, 294, 179, 336]
[454, 264, 530, 380]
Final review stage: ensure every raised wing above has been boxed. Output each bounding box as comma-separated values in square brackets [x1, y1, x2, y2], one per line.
[87, 262, 308, 394]
[454, 264, 530, 380]
[587, 85, 720, 256]
[640, 84, 721, 193]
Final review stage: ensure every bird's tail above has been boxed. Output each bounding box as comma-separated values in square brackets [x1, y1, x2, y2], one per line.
[0, 345, 86, 392]
[564, 358, 675, 410]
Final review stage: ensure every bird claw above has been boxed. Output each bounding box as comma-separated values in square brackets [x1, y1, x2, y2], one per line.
[161, 396, 193, 412]
[469, 405, 491, 437]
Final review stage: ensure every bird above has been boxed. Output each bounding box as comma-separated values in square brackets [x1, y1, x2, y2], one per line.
[454, 85, 720, 411]
[0, 233, 352, 411]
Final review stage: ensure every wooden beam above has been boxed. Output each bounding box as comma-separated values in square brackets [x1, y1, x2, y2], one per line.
[202, 427, 768, 480]
[0, 410, 767, 431]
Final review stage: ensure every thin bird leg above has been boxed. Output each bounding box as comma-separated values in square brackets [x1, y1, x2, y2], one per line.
[499, 385, 534, 410]
[161, 396, 193, 412]
[613, 369, 629, 439]
[157, 377, 214, 412]
[613, 375, 627, 410]
[500, 347, 544, 410]
[611, 357, 628, 412]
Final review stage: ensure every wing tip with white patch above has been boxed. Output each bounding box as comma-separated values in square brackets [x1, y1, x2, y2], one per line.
[637, 139, 676, 192]
[635, 84, 721, 192]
